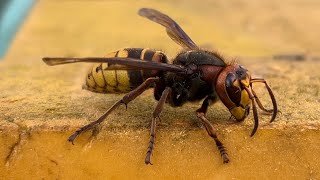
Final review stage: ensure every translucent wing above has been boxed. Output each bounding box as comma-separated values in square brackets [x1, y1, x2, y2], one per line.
[42, 57, 185, 73]
[138, 8, 198, 50]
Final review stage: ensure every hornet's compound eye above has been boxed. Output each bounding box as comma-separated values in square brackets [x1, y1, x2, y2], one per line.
[225, 73, 241, 106]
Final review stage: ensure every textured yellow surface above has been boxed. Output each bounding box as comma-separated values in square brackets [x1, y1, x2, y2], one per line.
[0, 1, 320, 179]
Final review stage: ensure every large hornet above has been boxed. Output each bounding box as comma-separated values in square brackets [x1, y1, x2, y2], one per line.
[43, 8, 278, 164]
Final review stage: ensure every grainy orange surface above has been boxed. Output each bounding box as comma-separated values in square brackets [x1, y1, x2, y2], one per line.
[0, 1, 319, 179]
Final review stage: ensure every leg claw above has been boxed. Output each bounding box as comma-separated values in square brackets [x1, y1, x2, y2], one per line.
[222, 155, 230, 163]
[68, 132, 79, 145]
[145, 153, 153, 165]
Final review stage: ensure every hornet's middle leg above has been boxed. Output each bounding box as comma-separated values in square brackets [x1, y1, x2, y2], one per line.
[196, 95, 230, 163]
[145, 87, 172, 165]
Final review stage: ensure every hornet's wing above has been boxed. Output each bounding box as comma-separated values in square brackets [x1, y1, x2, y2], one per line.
[139, 8, 198, 50]
[43, 57, 186, 73]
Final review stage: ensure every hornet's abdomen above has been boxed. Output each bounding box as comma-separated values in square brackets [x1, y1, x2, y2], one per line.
[84, 48, 168, 93]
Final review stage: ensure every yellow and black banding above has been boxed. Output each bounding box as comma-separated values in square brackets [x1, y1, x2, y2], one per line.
[125, 48, 145, 88]
[84, 48, 168, 94]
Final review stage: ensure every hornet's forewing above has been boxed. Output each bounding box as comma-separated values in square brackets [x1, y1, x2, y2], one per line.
[42, 57, 186, 73]
[139, 8, 198, 50]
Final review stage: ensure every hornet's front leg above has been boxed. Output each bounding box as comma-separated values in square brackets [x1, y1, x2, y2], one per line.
[145, 87, 172, 165]
[196, 95, 229, 163]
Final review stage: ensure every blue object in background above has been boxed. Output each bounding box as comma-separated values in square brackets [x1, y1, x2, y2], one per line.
[0, 0, 35, 59]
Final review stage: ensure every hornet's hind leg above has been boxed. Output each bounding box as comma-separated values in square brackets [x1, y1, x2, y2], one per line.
[68, 77, 160, 144]
[145, 87, 172, 165]
[196, 95, 229, 163]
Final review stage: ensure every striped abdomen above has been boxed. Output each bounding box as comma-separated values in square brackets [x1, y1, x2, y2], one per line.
[84, 48, 168, 93]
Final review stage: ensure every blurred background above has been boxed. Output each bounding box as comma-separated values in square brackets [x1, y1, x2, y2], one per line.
[1, 0, 319, 60]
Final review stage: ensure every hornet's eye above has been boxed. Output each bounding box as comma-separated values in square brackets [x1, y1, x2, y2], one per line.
[225, 73, 241, 106]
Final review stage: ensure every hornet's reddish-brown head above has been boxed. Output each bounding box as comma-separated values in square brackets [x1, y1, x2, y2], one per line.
[215, 64, 278, 136]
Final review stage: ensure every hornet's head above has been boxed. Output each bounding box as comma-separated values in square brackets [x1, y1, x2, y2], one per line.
[216, 64, 251, 121]
[215, 63, 277, 136]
